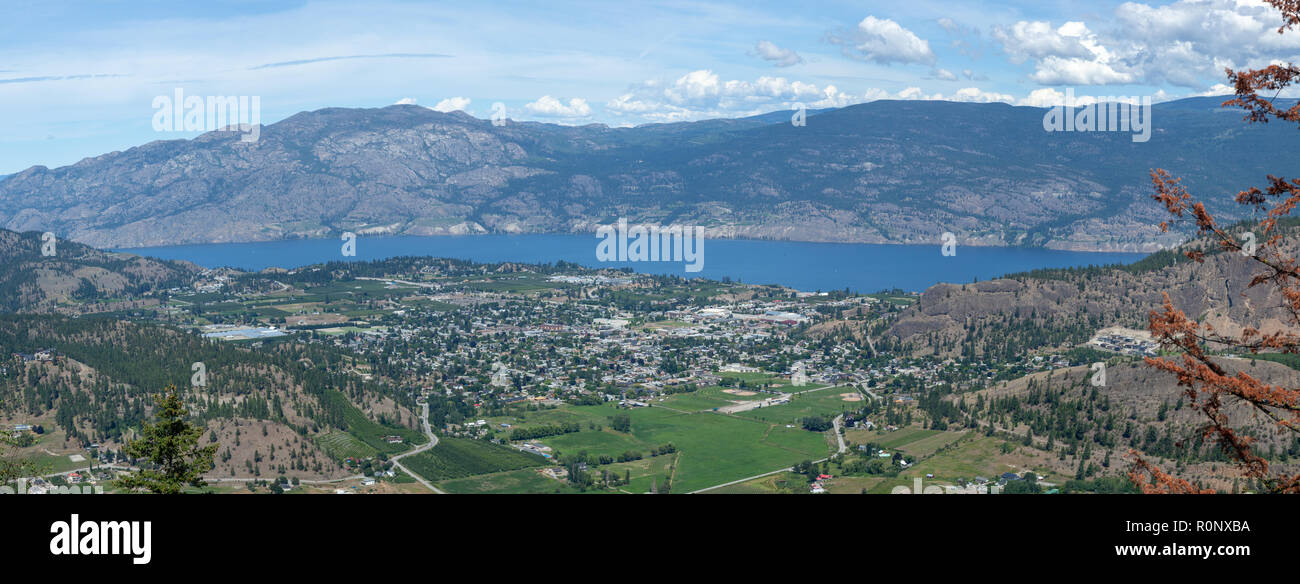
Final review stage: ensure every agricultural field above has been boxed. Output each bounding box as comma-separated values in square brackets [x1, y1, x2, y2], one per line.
[403, 437, 548, 482]
[895, 435, 1064, 486]
[733, 386, 859, 425]
[317, 389, 425, 456]
[704, 470, 807, 494]
[526, 403, 832, 493]
[438, 468, 581, 494]
[600, 452, 679, 493]
[315, 431, 378, 460]
[656, 384, 775, 411]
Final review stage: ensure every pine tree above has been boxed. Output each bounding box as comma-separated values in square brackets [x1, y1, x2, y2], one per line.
[117, 385, 219, 494]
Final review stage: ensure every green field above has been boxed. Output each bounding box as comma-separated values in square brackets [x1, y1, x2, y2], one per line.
[876, 427, 941, 449]
[733, 387, 858, 425]
[315, 431, 378, 460]
[439, 468, 582, 494]
[898, 435, 1013, 480]
[403, 437, 548, 481]
[531, 403, 832, 493]
[319, 390, 425, 457]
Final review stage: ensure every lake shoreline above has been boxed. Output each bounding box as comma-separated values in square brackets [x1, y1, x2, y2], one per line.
[113, 232, 1150, 295]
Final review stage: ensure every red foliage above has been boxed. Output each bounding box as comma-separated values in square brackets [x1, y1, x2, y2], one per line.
[1135, 0, 1300, 494]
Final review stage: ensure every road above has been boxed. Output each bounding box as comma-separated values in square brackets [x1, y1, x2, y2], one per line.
[388, 400, 444, 493]
[832, 414, 847, 454]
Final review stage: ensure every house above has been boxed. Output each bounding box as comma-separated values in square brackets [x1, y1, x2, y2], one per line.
[1000, 472, 1021, 481]
[360, 477, 376, 486]
[66, 472, 82, 484]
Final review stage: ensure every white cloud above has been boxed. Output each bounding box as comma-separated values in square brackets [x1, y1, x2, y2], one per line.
[1028, 56, 1136, 85]
[993, 21, 1095, 64]
[950, 87, 1014, 103]
[432, 96, 471, 112]
[606, 69, 897, 122]
[1016, 87, 1163, 107]
[1194, 83, 1235, 96]
[524, 95, 592, 118]
[995, 1, 1300, 90]
[994, 20, 1136, 85]
[750, 40, 803, 67]
[828, 16, 937, 65]
[394, 97, 418, 105]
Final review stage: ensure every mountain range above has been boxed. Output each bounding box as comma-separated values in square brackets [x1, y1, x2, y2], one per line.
[0, 97, 1294, 251]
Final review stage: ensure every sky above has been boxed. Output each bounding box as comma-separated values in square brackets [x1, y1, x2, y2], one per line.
[0, 0, 1297, 174]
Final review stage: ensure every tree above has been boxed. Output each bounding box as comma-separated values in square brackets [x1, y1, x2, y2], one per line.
[117, 385, 219, 494]
[0, 398, 47, 486]
[1135, 0, 1300, 494]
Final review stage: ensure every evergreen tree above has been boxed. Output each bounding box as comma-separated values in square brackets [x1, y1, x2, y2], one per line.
[117, 385, 219, 494]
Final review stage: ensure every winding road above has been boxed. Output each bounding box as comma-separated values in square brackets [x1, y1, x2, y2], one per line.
[389, 400, 444, 493]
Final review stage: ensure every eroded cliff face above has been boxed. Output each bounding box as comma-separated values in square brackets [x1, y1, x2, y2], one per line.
[886, 237, 1300, 354]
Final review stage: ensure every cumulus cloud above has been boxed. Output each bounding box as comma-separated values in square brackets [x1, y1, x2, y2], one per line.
[994, 20, 1135, 85]
[1017, 87, 1165, 107]
[1194, 83, 1235, 96]
[995, 1, 1300, 89]
[607, 70, 885, 122]
[394, 97, 418, 105]
[828, 16, 937, 65]
[1028, 56, 1136, 85]
[750, 40, 804, 67]
[432, 96, 471, 112]
[524, 95, 592, 118]
[993, 21, 1095, 64]
[950, 87, 1014, 103]
[604, 69, 1021, 122]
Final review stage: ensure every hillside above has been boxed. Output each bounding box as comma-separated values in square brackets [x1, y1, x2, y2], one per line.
[0, 315, 424, 481]
[882, 224, 1300, 359]
[947, 360, 1300, 492]
[0, 98, 1294, 251]
[0, 228, 201, 313]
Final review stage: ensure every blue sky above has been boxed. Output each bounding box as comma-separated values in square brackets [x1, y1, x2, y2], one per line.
[1, 0, 1296, 173]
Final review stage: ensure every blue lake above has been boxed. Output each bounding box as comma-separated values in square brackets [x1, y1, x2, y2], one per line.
[116, 234, 1148, 293]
